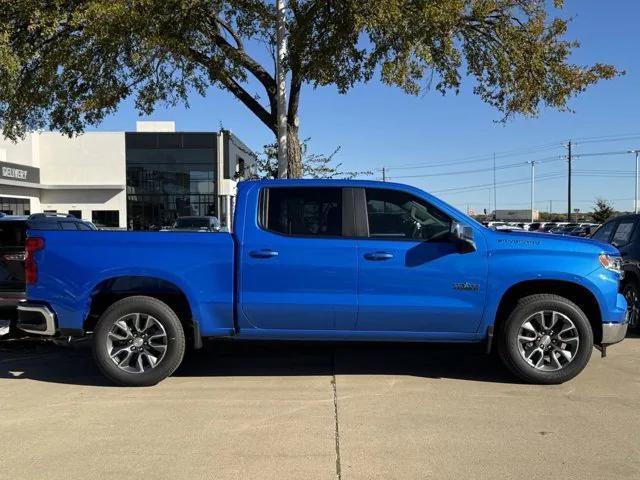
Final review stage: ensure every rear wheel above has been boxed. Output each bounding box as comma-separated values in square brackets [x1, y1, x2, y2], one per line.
[93, 296, 186, 386]
[498, 294, 593, 384]
[622, 281, 639, 330]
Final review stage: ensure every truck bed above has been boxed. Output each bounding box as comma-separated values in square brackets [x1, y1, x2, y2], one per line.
[28, 230, 235, 336]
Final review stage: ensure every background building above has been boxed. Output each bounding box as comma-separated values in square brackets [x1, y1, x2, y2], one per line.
[493, 209, 540, 221]
[0, 122, 256, 229]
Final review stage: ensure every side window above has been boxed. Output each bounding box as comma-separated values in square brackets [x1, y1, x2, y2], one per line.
[76, 223, 93, 231]
[59, 222, 77, 230]
[262, 187, 343, 237]
[591, 221, 616, 242]
[611, 220, 636, 247]
[365, 188, 451, 241]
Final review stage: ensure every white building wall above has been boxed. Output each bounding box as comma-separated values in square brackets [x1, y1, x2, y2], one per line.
[39, 132, 125, 187]
[37, 133, 127, 227]
[39, 189, 125, 225]
[0, 133, 39, 168]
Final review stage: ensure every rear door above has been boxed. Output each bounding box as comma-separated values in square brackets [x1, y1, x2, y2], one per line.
[355, 187, 488, 333]
[239, 186, 358, 331]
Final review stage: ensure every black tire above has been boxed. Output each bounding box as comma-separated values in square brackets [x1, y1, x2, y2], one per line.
[93, 296, 186, 386]
[621, 281, 640, 330]
[498, 294, 593, 385]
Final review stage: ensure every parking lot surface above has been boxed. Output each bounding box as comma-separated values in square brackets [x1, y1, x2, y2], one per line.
[1, 336, 639, 480]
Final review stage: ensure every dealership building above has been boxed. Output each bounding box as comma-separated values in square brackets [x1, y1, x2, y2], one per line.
[0, 122, 256, 229]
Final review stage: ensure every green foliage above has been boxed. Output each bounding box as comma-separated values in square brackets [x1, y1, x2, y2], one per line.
[252, 139, 371, 179]
[0, 0, 621, 177]
[539, 212, 567, 222]
[591, 197, 616, 224]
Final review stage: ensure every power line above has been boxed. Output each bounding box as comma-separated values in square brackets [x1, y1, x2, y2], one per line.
[387, 155, 564, 180]
[378, 131, 640, 172]
[381, 145, 561, 171]
[432, 172, 565, 195]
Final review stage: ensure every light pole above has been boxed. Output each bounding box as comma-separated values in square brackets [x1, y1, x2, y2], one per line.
[528, 160, 536, 222]
[276, 0, 288, 178]
[630, 150, 639, 214]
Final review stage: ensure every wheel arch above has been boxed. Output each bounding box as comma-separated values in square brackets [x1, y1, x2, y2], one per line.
[493, 280, 603, 344]
[84, 275, 202, 349]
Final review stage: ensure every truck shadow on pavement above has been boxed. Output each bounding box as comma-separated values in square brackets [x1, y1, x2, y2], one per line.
[0, 338, 524, 386]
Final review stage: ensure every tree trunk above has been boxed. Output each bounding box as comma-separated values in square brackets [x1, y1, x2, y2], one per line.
[287, 124, 303, 178]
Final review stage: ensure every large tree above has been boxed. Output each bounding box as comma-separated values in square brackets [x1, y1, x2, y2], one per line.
[0, 1, 619, 177]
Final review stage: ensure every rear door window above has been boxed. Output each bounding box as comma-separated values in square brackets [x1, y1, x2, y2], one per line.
[261, 187, 343, 237]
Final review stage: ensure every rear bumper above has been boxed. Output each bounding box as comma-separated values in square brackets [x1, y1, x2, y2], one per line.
[17, 304, 57, 336]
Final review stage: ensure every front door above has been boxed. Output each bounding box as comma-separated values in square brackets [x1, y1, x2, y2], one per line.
[355, 187, 487, 333]
[239, 186, 358, 331]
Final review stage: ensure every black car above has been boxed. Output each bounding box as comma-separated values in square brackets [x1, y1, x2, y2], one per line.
[0, 213, 97, 337]
[590, 214, 640, 329]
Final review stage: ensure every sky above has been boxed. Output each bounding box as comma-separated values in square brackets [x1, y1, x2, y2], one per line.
[93, 0, 640, 215]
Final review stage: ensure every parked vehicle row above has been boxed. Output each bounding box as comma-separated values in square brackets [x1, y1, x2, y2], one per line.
[483, 221, 600, 237]
[12, 179, 628, 386]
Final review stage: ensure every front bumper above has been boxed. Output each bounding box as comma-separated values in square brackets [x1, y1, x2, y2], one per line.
[601, 321, 628, 345]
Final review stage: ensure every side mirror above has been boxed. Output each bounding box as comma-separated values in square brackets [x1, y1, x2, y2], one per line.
[450, 222, 476, 251]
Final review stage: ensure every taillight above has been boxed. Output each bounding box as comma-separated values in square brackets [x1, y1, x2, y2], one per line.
[25, 237, 45, 285]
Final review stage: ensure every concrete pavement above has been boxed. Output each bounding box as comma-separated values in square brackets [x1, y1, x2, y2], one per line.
[1, 336, 638, 479]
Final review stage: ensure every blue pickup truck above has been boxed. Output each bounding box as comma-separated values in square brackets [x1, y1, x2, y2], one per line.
[17, 180, 628, 386]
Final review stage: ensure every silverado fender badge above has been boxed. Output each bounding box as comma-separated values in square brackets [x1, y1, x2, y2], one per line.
[453, 282, 480, 291]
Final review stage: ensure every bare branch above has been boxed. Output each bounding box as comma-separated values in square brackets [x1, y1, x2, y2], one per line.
[186, 47, 276, 132]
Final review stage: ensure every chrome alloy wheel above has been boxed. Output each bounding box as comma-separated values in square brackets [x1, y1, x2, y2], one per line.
[106, 313, 168, 374]
[516, 310, 580, 372]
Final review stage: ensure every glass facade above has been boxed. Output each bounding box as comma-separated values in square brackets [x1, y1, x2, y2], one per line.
[125, 133, 218, 230]
[0, 197, 30, 216]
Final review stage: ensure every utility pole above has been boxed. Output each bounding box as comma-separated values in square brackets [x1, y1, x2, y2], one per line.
[549, 199, 553, 215]
[630, 150, 639, 214]
[276, 0, 288, 179]
[382, 167, 386, 182]
[493, 153, 497, 219]
[528, 160, 536, 222]
[567, 141, 572, 222]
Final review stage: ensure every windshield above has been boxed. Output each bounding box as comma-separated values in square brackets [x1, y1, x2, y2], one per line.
[174, 218, 210, 229]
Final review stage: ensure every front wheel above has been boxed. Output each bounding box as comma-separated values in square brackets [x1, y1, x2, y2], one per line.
[93, 296, 186, 386]
[498, 294, 593, 384]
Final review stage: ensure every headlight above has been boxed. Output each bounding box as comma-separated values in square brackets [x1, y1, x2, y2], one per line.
[599, 254, 623, 274]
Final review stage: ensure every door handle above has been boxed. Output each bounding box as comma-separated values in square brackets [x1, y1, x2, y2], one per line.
[364, 251, 394, 261]
[249, 249, 279, 259]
